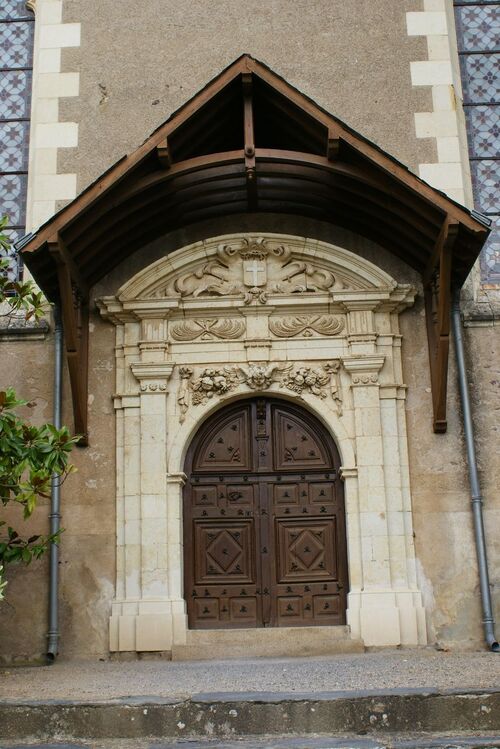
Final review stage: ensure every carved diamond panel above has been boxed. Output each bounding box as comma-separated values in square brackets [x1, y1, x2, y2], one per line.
[194, 521, 254, 583]
[277, 520, 337, 582]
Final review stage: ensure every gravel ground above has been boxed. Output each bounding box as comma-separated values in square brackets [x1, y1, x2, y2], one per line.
[0, 649, 499, 702]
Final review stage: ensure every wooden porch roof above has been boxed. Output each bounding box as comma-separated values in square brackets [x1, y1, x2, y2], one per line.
[18, 54, 490, 441]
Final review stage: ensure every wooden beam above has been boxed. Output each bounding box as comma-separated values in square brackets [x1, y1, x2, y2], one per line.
[242, 73, 257, 210]
[327, 131, 340, 161]
[156, 137, 171, 169]
[49, 238, 89, 444]
[423, 216, 459, 286]
[424, 218, 458, 433]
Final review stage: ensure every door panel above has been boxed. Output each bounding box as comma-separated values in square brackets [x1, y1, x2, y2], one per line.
[193, 406, 253, 471]
[184, 398, 348, 629]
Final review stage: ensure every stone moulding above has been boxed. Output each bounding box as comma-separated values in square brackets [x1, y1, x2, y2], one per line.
[269, 314, 345, 337]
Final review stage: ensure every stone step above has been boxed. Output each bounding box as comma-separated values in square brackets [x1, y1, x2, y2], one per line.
[1, 689, 498, 743]
[172, 625, 364, 660]
[4, 736, 500, 749]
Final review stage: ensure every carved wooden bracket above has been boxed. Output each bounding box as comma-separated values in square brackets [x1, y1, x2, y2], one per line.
[423, 217, 459, 433]
[49, 237, 89, 445]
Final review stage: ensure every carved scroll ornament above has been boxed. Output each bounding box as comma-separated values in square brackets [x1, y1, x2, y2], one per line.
[149, 237, 339, 304]
[269, 315, 345, 338]
[171, 318, 245, 341]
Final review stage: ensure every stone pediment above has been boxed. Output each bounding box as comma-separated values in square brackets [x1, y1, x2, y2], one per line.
[116, 234, 400, 306]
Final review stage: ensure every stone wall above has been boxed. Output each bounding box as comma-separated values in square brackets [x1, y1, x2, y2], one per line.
[2, 213, 499, 658]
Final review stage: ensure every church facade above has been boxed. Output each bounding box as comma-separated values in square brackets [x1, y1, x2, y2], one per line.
[0, 0, 498, 660]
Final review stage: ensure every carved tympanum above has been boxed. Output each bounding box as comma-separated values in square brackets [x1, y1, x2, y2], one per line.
[269, 315, 345, 338]
[149, 238, 341, 304]
[171, 318, 245, 341]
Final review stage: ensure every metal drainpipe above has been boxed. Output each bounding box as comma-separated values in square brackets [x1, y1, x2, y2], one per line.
[451, 288, 499, 652]
[46, 303, 63, 662]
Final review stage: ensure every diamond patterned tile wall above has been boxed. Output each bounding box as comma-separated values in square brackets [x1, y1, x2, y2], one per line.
[460, 54, 500, 104]
[454, 2, 500, 285]
[455, 5, 500, 51]
[0, 6, 35, 281]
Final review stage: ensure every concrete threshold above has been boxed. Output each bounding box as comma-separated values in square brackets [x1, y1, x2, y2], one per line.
[172, 625, 364, 660]
[0, 689, 498, 743]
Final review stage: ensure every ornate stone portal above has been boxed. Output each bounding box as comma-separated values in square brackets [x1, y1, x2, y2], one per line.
[98, 233, 427, 653]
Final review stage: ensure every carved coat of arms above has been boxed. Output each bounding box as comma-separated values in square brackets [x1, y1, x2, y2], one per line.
[149, 237, 336, 304]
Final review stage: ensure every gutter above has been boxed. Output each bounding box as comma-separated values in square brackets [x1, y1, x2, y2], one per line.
[46, 304, 63, 662]
[452, 288, 499, 652]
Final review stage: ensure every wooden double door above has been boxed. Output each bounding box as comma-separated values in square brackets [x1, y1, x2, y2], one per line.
[183, 398, 348, 629]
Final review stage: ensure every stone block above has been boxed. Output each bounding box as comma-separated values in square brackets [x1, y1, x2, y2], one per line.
[406, 12, 447, 37]
[414, 111, 458, 138]
[410, 60, 453, 87]
[117, 615, 136, 651]
[38, 72, 80, 98]
[33, 173, 77, 201]
[36, 121, 78, 148]
[39, 1, 63, 25]
[419, 162, 464, 190]
[38, 48, 62, 73]
[40, 23, 81, 49]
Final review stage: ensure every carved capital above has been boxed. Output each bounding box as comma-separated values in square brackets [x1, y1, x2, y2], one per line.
[343, 356, 385, 386]
[166, 472, 187, 486]
[131, 362, 174, 392]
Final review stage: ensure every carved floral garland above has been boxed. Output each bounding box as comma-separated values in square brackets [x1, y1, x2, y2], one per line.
[177, 361, 343, 421]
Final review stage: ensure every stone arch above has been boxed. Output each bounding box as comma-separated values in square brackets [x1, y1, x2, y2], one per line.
[168, 387, 356, 477]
